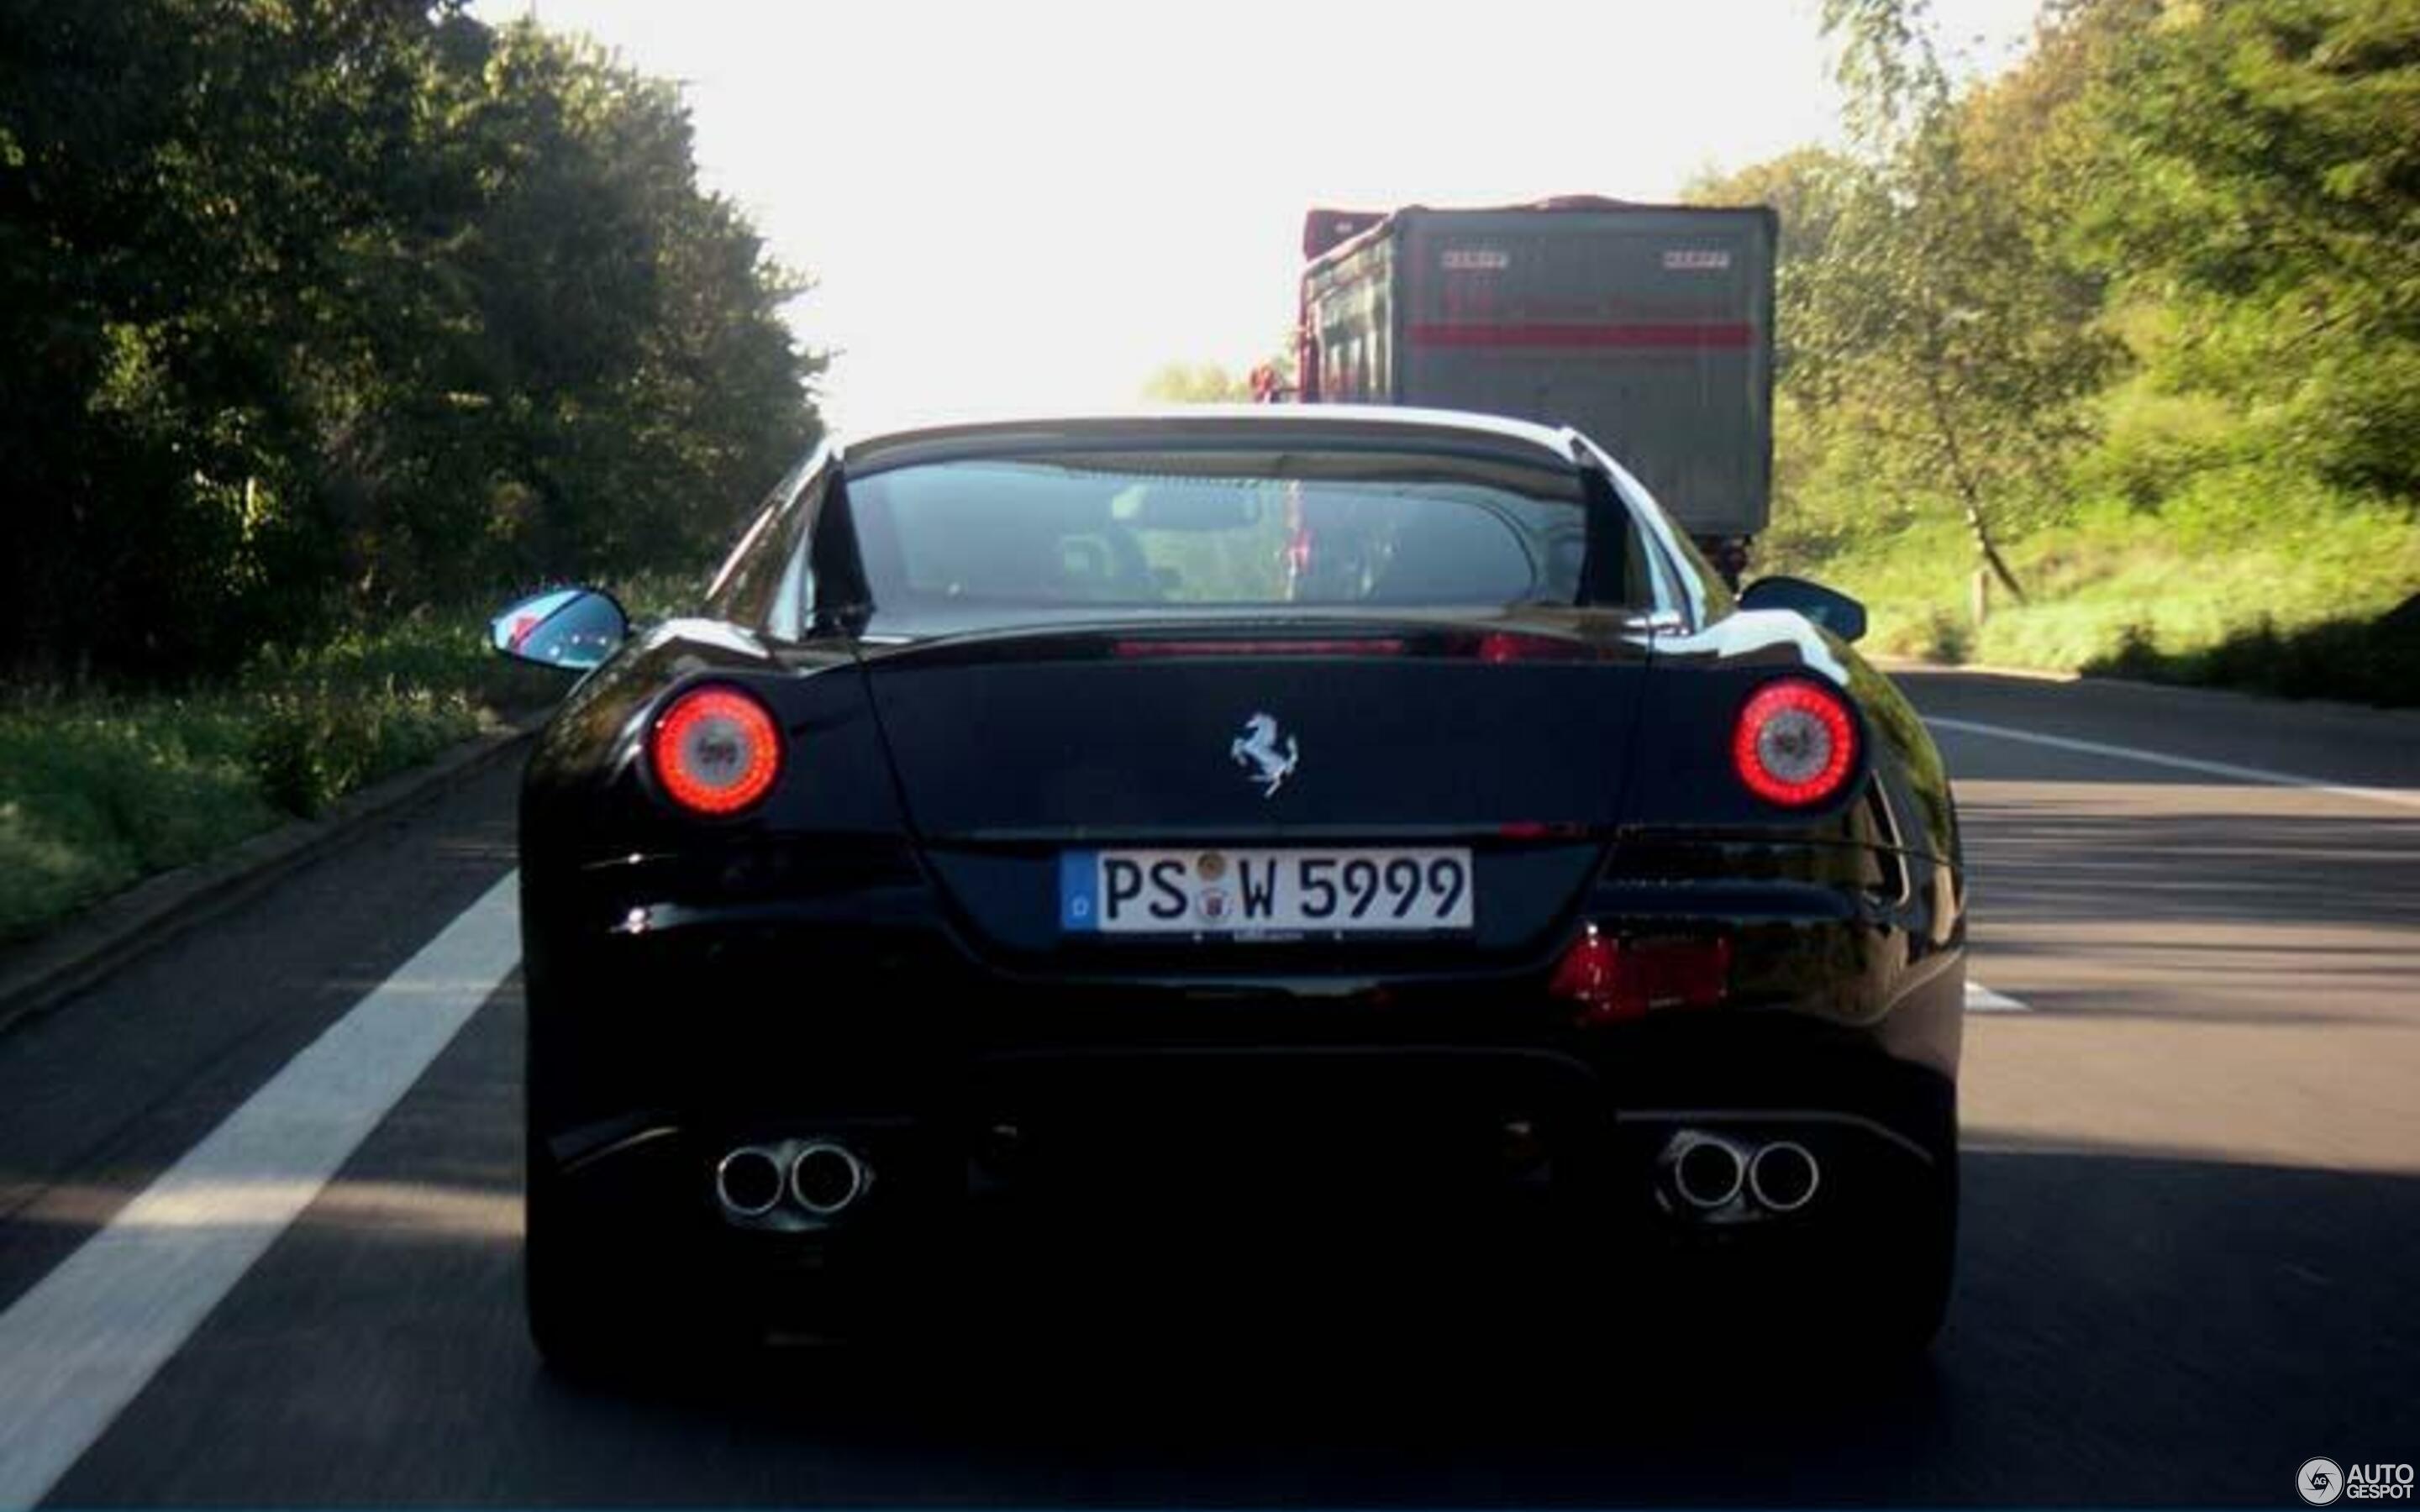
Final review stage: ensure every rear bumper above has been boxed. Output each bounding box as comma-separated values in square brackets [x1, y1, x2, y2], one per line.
[525, 857, 1960, 1328]
[544, 1050, 1952, 1341]
[544, 1020, 1954, 1194]
[534, 945, 1955, 1306]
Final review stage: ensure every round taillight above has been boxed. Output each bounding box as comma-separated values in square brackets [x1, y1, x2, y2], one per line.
[649, 686, 782, 816]
[1732, 679, 1859, 807]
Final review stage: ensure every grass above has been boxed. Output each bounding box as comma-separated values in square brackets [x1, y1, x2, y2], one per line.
[0, 606, 581, 943]
[1765, 482, 2420, 706]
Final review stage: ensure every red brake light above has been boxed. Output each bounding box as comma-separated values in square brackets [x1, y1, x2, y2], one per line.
[1732, 679, 1858, 807]
[1111, 638, 1406, 659]
[1548, 925, 1622, 1014]
[1549, 927, 1732, 1025]
[1472, 631, 1588, 662]
[650, 687, 782, 816]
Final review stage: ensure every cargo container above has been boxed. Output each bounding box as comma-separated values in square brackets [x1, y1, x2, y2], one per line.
[1280, 197, 1776, 582]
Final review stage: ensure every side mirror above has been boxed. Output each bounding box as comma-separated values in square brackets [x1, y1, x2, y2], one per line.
[1739, 575, 1868, 643]
[490, 587, 629, 671]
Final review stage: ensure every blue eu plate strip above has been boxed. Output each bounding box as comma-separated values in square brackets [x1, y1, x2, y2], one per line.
[1059, 851, 1098, 932]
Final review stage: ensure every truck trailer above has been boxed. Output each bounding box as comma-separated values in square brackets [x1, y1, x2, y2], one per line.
[1275, 196, 1776, 583]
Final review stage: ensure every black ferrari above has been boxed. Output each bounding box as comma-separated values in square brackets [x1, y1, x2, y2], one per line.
[492, 406, 1966, 1373]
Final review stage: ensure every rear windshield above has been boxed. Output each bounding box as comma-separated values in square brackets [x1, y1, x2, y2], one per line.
[844, 449, 1638, 612]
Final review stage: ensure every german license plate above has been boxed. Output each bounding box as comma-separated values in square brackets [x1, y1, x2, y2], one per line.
[1060, 848, 1475, 936]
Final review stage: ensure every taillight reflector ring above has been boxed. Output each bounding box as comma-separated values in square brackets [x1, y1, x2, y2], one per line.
[650, 686, 782, 816]
[1733, 679, 1859, 807]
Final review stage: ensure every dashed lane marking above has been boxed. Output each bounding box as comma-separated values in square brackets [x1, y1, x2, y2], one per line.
[0, 872, 519, 1511]
[1967, 981, 2032, 1013]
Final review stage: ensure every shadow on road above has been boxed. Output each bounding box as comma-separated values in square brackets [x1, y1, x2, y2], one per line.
[33, 991, 2420, 1506]
[478, 1149, 2417, 1508]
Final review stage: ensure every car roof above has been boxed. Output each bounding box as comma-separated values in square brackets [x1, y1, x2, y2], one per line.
[834, 404, 1587, 475]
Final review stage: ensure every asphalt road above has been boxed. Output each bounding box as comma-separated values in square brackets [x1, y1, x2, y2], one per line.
[2, 666, 2415, 1506]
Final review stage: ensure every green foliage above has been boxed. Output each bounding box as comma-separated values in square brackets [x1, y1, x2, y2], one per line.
[0, 701, 281, 939]
[2065, 0, 2420, 499]
[0, 686, 324, 940]
[2085, 605, 2420, 707]
[1142, 338, 1301, 404]
[1141, 361, 1255, 403]
[1723, 2, 2123, 597]
[246, 682, 477, 819]
[1775, 482, 2419, 693]
[1917, 609, 1973, 665]
[0, 0, 821, 685]
[0, 604, 571, 940]
[0, 3, 816, 936]
[1717, 0, 2420, 701]
[237, 612, 536, 816]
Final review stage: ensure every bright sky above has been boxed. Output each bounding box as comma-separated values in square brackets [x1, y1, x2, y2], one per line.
[485, 0, 2042, 435]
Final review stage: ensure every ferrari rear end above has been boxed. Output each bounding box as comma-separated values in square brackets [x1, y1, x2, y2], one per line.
[501, 408, 1965, 1374]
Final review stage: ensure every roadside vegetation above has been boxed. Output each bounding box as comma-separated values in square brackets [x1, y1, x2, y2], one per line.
[0, 3, 821, 940]
[1692, 0, 2420, 705]
[0, 574, 702, 942]
[2, 617, 516, 940]
[1141, 362, 1260, 404]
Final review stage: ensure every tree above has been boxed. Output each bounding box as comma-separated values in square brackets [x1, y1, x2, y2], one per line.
[1141, 361, 1255, 404]
[2065, 0, 2420, 499]
[0, 0, 820, 681]
[1797, 0, 2120, 601]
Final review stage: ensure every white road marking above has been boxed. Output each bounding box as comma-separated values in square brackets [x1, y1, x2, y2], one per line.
[0, 873, 518, 1512]
[1926, 716, 2420, 812]
[1966, 981, 2031, 1013]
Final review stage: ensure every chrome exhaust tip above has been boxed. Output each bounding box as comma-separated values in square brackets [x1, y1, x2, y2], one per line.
[788, 1141, 871, 1217]
[1749, 1139, 1820, 1213]
[1663, 1131, 1748, 1212]
[714, 1146, 786, 1218]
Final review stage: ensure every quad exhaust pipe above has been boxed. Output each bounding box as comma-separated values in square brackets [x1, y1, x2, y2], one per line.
[713, 1147, 786, 1218]
[1665, 1131, 1749, 1212]
[787, 1141, 870, 1217]
[1658, 1130, 1823, 1219]
[713, 1139, 872, 1223]
[1747, 1139, 1819, 1213]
